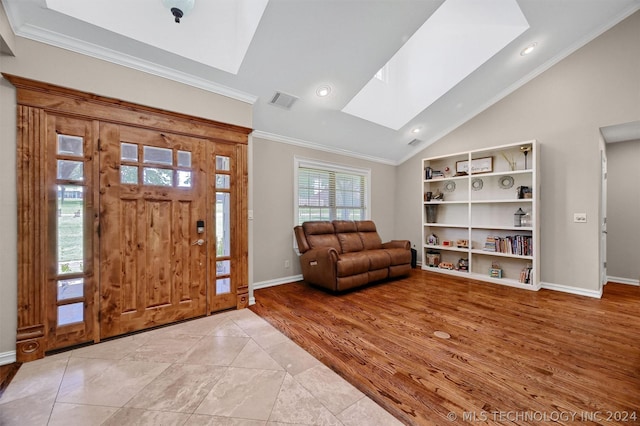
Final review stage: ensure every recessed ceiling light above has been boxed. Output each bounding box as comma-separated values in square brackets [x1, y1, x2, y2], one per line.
[520, 42, 537, 56]
[316, 86, 332, 97]
[411, 127, 421, 134]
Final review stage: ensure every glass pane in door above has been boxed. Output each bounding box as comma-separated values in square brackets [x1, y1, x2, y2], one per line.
[58, 303, 84, 326]
[57, 160, 84, 180]
[216, 192, 230, 257]
[57, 135, 83, 156]
[57, 278, 84, 300]
[216, 278, 231, 294]
[216, 260, 231, 275]
[216, 156, 230, 171]
[121, 143, 138, 161]
[57, 185, 84, 274]
[121, 165, 138, 184]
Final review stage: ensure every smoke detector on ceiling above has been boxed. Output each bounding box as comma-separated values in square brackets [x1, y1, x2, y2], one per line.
[269, 91, 299, 110]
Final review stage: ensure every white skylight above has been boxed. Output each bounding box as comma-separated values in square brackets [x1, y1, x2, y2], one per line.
[45, 0, 269, 75]
[342, 0, 529, 130]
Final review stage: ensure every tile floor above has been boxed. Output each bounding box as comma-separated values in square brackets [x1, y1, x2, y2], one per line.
[0, 309, 402, 426]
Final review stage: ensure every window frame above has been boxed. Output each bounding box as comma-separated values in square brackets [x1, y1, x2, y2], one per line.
[294, 156, 371, 228]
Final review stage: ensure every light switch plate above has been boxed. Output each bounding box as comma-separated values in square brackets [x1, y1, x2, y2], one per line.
[574, 213, 587, 223]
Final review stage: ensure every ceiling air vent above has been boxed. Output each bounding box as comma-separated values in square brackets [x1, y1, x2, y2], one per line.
[408, 138, 422, 146]
[269, 91, 298, 110]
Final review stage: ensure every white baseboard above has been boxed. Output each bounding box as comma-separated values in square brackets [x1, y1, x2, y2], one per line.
[0, 350, 16, 366]
[540, 281, 603, 299]
[252, 275, 304, 291]
[249, 274, 304, 306]
[606, 276, 639, 286]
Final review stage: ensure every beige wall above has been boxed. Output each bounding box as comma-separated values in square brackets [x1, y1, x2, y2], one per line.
[251, 136, 400, 287]
[0, 36, 252, 358]
[396, 11, 640, 293]
[606, 139, 640, 283]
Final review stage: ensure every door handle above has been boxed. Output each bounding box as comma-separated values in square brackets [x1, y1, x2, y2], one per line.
[191, 239, 205, 246]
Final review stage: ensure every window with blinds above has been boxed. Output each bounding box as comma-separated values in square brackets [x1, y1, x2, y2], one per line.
[295, 158, 370, 225]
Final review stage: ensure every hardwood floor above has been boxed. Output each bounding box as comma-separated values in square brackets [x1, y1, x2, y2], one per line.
[250, 270, 640, 425]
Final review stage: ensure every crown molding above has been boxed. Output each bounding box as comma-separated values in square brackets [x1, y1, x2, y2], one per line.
[14, 23, 258, 105]
[252, 130, 398, 166]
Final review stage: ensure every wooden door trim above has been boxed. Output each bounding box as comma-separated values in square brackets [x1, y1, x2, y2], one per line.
[2, 74, 252, 142]
[15, 106, 48, 361]
[7, 74, 252, 362]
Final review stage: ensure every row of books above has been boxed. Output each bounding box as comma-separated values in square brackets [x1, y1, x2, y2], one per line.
[425, 167, 445, 180]
[520, 264, 533, 284]
[483, 235, 532, 256]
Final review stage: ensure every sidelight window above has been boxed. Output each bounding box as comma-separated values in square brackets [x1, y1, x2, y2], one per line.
[215, 155, 232, 295]
[54, 134, 86, 326]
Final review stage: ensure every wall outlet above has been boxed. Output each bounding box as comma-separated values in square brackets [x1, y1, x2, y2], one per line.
[284, 260, 290, 268]
[574, 213, 587, 223]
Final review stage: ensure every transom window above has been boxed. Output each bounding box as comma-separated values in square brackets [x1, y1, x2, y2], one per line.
[295, 157, 370, 225]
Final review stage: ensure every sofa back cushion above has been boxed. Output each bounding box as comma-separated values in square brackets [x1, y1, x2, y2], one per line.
[356, 220, 383, 250]
[333, 220, 364, 253]
[302, 221, 342, 252]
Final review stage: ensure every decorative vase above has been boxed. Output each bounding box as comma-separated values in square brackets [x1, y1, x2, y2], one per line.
[426, 205, 438, 223]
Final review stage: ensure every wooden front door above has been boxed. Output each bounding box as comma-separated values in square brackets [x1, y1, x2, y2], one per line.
[98, 123, 209, 338]
[9, 74, 251, 361]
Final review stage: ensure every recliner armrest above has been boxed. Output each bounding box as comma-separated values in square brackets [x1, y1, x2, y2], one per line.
[382, 240, 410, 250]
[299, 247, 339, 291]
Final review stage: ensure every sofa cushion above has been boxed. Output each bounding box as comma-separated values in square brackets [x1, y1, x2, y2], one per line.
[385, 248, 412, 265]
[336, 273, 370, 291]
[336, 252, 370, 277]
[334, 221, 365, 253]
[359, 231, 382, 250]
[303, 221, 341, 253]
[366, 250, 391, 270]
[355, 220, 383, 250]
[355, 220, 377, 232]
[333, 220, 357, 233]
[389, 264, 411, 278]
[337, 233, 364, 253]
[368, 268, 389, 283]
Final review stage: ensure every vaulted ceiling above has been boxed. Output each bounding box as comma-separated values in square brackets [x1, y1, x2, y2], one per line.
[4, 0, 640, 164]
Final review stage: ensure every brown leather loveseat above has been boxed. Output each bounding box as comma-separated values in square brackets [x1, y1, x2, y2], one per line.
[294, 220, 412, 292]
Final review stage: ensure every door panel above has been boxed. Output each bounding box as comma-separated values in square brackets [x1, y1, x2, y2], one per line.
[99, 123, 208, 338]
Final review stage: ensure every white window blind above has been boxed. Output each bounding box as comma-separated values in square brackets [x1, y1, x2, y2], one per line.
[295, 158, 370, 225]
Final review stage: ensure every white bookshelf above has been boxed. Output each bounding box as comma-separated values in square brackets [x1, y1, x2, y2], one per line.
[421, 141, 540, 290]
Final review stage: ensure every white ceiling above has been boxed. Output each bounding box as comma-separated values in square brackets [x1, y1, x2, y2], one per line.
[601, 120, 640, 143]
[3, 0, 640, 164]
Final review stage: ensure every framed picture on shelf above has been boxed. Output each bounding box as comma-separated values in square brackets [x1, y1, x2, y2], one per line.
[456, 157, 493, 174]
